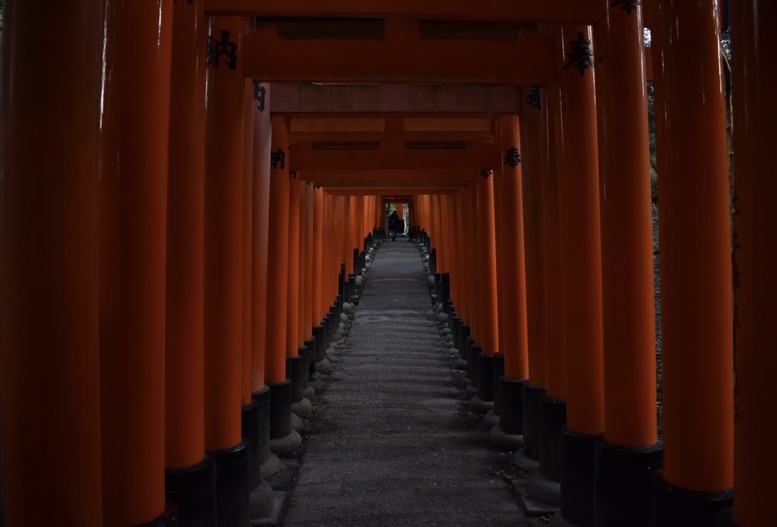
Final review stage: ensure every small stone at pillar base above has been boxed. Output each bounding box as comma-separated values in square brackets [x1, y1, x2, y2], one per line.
[483, 409, 500, 428]
[489, 424, 524, 451]
[291, 397, 312, 419]
[270, 430, 302, 456]
[469, 394, 493, 415]
[513, 446, 540, 472]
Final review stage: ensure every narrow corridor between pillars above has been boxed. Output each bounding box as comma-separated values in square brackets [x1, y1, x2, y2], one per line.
[277, 237, 541, 527]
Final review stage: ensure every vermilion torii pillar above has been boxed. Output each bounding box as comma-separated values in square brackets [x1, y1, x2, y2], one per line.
[527, 53, 566, 505]
[99, 2, 175, 525]
[590, 3, 663, 526]
[728, 3, 777, 525]
[164, 0, 216, 524]
[651, 0, 734, 524]
[518, 83, 549, 472]
[556, 24, 606, 471]
[203, 16, 251, 526]
[489, 115, 530, 451]
[1, 2, 104, 524]
[266, 115, 303, 455]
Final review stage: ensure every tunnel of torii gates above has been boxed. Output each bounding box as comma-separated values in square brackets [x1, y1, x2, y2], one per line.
[1, 0, 776, 526]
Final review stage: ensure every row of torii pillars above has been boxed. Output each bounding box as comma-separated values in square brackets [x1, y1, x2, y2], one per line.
[2, 1, 777, 527]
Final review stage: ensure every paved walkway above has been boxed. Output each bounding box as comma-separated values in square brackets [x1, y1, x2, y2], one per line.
[279, 238, 541, 526]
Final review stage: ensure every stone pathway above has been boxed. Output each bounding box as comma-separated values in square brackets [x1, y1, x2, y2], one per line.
[278, 238, 543, 526]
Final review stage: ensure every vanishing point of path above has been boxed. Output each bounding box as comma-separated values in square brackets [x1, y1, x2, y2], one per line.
[279, 238, 539, 526]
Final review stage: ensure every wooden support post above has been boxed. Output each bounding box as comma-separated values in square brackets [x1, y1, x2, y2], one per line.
[266, 115, 302, 454]
[652, 0, 734, 513]
[164, 1, 217, 524]
[287, 177, 302, 358]
[488, 115, 530, 449]
[314, 188, 325, 324]
[729, 3, 777, 525]
[242, 62, 255, 407]
[252, 83, 272, 394]
[0, 2, 103, 524]
[266, 115, 292, 385]
[203, 16, 250, 526]
[552, 22, 608, 526]
[519, 85, 550, 471]
[99, 2, 174, 524]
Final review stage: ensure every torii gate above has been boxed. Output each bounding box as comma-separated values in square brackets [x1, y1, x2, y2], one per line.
[2, 1, 774, 527]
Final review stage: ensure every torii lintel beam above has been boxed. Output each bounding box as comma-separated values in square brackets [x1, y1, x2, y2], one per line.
[271, 84, 525, 115]
[205, 0, 597, 25]
[289, 142, 500, 172]
[299, 170, 476, 184]
[243, 20, 555, 84]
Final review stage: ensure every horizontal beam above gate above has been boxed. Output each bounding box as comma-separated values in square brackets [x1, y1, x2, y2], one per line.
[205, 0, 597, 25]
[272, 84, 526, 114]
[289, 141, 500, 172]
[243, 20, 555, 84]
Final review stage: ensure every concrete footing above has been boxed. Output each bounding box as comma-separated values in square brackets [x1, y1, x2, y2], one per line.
[527, 468, 561, 507]
[489, 424, 524, 451]
[165, 456, 217, 527]
[594, 438, 663, 527]
[650, 470, 732, 527]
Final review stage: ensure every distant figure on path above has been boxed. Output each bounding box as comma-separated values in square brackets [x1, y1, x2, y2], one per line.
[389, 210, 399, 241]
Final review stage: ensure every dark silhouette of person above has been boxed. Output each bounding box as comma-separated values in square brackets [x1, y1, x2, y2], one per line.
[389, 210, 399, 241]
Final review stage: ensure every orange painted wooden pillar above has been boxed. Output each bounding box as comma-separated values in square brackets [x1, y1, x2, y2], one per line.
[242, 63, 255, 407]
[497, 116, 530, 381]
[265, 115, 301, 453]
[252, 83, 272, 394]
[266, 115, 291, 385]
[342, 196, 352, 276]
[651, 0, 734, 521]
[314, 188, 325, 324]
[729, 3, 777, 525]
[452, 188, 471, 324]
[521, 86, 549, 393]
[287, 176, 302, 358]
[519, 85, 550, 467]
[99, 2, 173, 525]
[589, 3, 664, 526]
[528, 57, 566, 495]
[164, 0, 216, 523]
[465, 185, 482, 346]
[166, 0, 207, 469]
[0, 2, 103, 524]
[543, 77, 567, 404]
[304, 183, 316, 340]
[202, 15, 251, 525]
[552, 22, 607, 525]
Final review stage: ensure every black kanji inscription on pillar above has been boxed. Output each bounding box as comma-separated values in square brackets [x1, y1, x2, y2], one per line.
[504, 147, 522, 169]
[271, 149, 286, 170]
[611, 0, 641, 14]
[480, 170, 493, 179]
[526, 85, 542, 111]
[289, 170, 297, 179]
[206, 30, 238, 71]
[563, 32, 594, 77]
[254, 83, 267, 111]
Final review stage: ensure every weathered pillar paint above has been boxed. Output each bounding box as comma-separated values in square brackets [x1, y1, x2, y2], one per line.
[252, 83, 272, 392]
[653, 0, 734, 494]
[0, 2, 104, 524]
[99, 1, 173, 523]
[555, 24, 605, 438]
[497, 116, 530, 380]
[730, 2, 777, 524]
[166, 0, 207, 470]
[266, 115, 292, 384]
